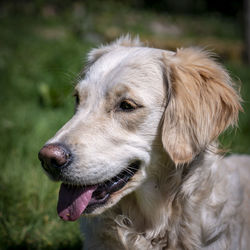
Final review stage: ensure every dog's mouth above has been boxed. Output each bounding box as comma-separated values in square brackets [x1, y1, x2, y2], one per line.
[57, 161, 140, 221]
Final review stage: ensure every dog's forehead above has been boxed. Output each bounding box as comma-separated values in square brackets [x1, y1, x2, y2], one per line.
[88, 47, 138, 81]
[78, 47, 163, 91]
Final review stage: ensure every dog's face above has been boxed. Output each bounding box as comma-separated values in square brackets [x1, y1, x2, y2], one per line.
[38, 37, 241, 221]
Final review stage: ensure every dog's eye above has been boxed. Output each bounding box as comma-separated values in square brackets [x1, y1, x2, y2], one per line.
[73, 92, 80, 113]
[118, 99, 137, 112]
[74, 93, 80, 106]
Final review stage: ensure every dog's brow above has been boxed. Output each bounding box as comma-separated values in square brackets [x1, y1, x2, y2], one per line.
[105, 84, 130, 100]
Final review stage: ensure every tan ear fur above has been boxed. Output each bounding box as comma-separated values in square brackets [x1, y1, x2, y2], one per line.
[162, 48, 242, 165]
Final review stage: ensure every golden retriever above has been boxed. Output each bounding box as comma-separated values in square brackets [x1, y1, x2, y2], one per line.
[38, 35, 250, 249]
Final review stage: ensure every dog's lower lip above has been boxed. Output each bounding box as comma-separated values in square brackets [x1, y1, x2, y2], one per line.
[58, 161, 141, 217]
[84, 160, 141, 212]
[88, 193, 110, 207]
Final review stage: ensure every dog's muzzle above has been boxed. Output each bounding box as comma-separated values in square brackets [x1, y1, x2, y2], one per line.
[38, 143, 141, 221]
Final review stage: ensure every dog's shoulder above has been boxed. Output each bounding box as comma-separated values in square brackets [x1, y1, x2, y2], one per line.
[203, 154, 250, 249]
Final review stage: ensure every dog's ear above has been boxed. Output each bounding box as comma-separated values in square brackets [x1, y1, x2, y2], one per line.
[162, 48, 242, 165]
[86, 35, 143, 68]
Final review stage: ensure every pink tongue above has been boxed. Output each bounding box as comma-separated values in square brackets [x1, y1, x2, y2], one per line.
[57, 183, 97, 221]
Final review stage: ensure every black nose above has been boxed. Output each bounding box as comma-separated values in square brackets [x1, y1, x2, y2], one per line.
[38, 143, 72, 170]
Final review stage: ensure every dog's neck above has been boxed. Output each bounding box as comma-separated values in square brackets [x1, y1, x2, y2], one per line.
[107, 150, 224, 249]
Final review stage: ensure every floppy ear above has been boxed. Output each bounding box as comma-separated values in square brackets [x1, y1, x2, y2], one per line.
[162, 48, 242, 165]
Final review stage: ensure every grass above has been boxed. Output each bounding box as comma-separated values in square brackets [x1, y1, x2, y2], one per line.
[0, 4, 250, 249]
[0, 14, 89, 250]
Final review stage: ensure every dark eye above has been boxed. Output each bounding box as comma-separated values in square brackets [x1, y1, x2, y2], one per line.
[73, 92, 80, 113]
[118, 99, 137, 112]
[74, 93, 80, 106]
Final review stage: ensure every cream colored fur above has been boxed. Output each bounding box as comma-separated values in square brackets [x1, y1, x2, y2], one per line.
[47, 36, 250, 249]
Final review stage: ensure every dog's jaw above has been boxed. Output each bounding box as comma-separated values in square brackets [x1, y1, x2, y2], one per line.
[86, 167, 147, 215]
[56, 162, 147, 219]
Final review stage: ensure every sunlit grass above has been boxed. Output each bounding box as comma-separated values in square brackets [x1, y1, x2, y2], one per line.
[0, 15, 89, 249]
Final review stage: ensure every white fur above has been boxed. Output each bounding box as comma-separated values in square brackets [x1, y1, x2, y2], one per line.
[45, 36, 250, 249]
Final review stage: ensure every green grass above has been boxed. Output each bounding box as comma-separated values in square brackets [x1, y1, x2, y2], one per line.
[0, 15, 90, 250]
[219, 63, 250, 153]
[0, 4, 250, 250]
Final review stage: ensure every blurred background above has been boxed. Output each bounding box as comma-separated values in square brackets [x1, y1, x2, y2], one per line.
[0, 0, 249, 249]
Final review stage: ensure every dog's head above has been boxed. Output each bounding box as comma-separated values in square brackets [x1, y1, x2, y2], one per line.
[38, 36, 241, 221]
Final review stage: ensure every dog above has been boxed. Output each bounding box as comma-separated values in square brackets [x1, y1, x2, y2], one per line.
[38, 36, 250, 249]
